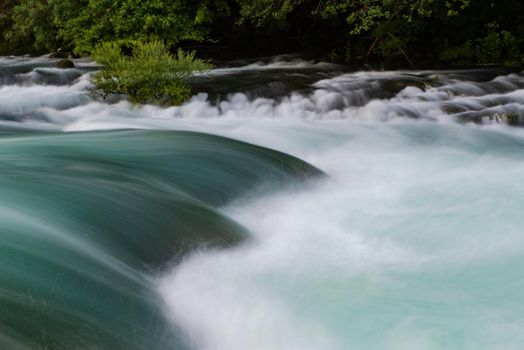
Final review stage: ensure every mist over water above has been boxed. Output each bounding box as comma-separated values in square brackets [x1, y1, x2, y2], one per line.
[2, 55, 524, 349]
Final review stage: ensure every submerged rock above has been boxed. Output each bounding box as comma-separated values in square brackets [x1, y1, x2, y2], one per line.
[55, 59, 75, 69]
[484, 112, 520, 126]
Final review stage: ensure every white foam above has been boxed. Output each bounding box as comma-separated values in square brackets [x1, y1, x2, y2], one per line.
[159, 121, 524, 349]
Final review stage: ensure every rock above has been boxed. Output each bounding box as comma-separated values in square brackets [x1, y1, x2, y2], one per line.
[55, 59, 75, 69]
[49, 52, 69, 59]
[488, 112, 520, 126]
[49, 48, 71, 59]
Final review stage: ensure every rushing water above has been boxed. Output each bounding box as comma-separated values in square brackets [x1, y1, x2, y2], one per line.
[2, 55, 524, 349]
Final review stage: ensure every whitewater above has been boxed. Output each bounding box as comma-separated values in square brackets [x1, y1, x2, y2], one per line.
[1, 55, 524, 349]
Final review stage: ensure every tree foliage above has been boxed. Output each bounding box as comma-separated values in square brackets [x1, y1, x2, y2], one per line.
[1, 0, 58, 53]
[54, 0, 219, 54]
[0, 0, 17, 53]
[1, 0, 230, 54]
[233, 0, 524, 67]
[1, 0, 523, 67]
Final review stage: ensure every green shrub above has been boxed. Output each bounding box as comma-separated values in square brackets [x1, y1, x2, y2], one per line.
[91, 40, 212, 105]
[440, 22, 523, 67]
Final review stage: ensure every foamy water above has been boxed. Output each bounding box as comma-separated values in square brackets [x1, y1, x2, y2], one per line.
[158, 120, 524, 350]
[2, 56, 524, 349]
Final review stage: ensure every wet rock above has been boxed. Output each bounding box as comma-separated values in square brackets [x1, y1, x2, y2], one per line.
[49, 48, 71, 59]
[488, 112, 520, 125]
[55, 59, 75, 69]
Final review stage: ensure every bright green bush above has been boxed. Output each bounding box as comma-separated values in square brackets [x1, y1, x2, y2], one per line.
[92, 40, 212, 105]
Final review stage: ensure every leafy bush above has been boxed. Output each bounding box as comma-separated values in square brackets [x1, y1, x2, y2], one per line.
[92, 40, 212, 105]
[439, 40, 474, 66]
[440, 22, 523, 67]
[4, 0, 59, 53]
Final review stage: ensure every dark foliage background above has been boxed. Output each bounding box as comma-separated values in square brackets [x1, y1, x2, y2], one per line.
[1, 0, 523, 67]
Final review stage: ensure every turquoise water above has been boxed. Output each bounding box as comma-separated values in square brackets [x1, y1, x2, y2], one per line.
[0, 127, 320, 348]
[2, 56, 524, 349]
[161, 121, 524, 350]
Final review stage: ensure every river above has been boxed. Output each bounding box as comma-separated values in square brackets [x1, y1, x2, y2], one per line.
[1, 55, 524, 349]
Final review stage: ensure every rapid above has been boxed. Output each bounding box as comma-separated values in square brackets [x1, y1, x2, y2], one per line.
[1, 55, 524, 349]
